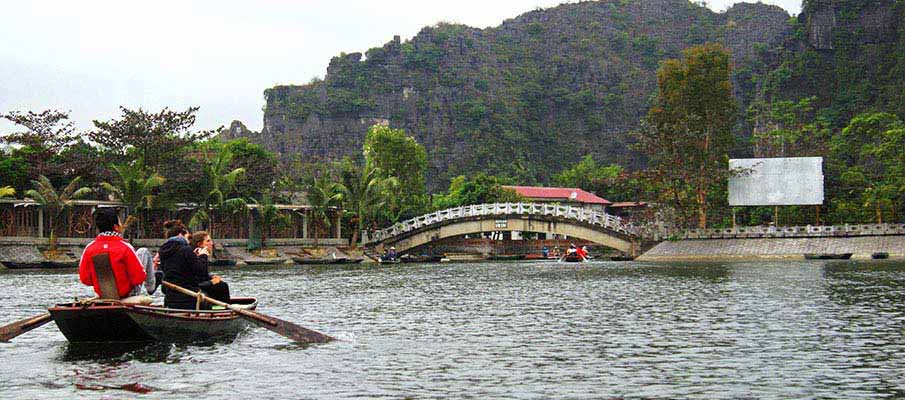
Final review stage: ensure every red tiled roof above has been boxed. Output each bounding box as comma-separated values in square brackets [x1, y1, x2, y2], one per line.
[502, 186, 611, 205]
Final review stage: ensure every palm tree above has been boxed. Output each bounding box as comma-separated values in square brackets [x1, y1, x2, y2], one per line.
[25, 175, 92, 251]
[189, 144, 246, 235]
[337, 159, 398, 248]
[306, 173, 343, 248]
[0, 186, 14, 199]
[248, 192, 291, 251]
[100, 162, 165, 238]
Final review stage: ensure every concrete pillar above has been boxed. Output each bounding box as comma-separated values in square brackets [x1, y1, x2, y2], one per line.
[37, 208, 44, 238]
[302, 212, 308, 239]
[334, 214, 342, 238]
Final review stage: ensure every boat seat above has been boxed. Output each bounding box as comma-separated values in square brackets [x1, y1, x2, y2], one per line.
[92, 253, 121, 300]
[121, 295, 153, 305]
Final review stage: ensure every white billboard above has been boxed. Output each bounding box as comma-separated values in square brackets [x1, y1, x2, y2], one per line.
[728, 157, 824, 206]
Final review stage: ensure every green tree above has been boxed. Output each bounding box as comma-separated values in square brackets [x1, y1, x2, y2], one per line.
[828, 112, 905, 223]
[634, 43, 737, 228]
[432, 173, 523, 209]
[100, 161, 166, 238]
[24, 176, 92, 251]
[247, 192, 292, 251]
[223, 138, 280, 199]
[89, 106, 214, 171]
[306, 173, 343, 247]
[1, 110, 79, 184]
[748, 96, 832, 158]
[363, 125, 428, 222]
[337, 157, 398, 248]
[0, 152, 29, 193]
[189, 144, 247, 234]
[552, 155, 635, 201]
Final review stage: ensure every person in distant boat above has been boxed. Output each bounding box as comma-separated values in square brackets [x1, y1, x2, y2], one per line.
[159, 221, 228, 309]
[567, 243, 577, 254]
[78, 207, 147, 299]
[542, 246, 549, 258]
[576, 245, 588, 259]
[189, 231, 230, 303]
[383, 246, 398, 261]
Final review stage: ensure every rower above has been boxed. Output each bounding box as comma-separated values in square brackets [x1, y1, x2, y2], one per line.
[78, 207, 148, 300]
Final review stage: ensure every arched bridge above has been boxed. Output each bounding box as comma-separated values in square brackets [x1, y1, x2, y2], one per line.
[362, 203, 641, 255]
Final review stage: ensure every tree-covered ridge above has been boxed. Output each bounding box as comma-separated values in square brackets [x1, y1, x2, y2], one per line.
[245, 0, 792, 191]
[757, 0, 905, 128]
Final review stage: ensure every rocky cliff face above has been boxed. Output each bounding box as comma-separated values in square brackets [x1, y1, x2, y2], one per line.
[236, 0, 797, 191]
[763, 0, 904, 126]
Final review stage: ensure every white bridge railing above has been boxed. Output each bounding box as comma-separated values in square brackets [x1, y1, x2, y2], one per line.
[364, 202, 637, 245]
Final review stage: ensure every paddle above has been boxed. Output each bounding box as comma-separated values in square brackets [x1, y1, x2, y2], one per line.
[0, 313, 53, 342]
[161, 281, 334, 344]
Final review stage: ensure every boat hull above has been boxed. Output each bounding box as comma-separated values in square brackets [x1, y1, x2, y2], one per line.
[561, 253, 586, 262]
[49, 303, 154, 343]
[48, 298, 258, 343]
[128, 307, 250, 342]
[804, 253, 853, 260]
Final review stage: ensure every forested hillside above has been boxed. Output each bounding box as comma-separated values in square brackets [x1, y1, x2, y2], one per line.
[225, 0, 903, 193]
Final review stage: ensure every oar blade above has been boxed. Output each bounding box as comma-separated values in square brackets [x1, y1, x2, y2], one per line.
[0, 313, 53, 342]
[233, 308, 334, 344]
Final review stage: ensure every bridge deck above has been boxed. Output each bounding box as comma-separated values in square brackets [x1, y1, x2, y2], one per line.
[364, 203, 639, 246]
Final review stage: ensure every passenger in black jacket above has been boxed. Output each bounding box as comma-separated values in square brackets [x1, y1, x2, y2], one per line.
[159, 220, 229, 309]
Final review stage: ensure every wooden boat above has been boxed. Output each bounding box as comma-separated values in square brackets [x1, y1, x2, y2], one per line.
[245, 257, 289, 265]
[871, 252, 889, 260]
[487, 254, 524, 261]
[378, 256, 400, 264]
[291, 256, 363, 265]
[804, 253, 853, 260]
[208, 258, 237, 267]
[400, 254, 443, 263]
[48, 298, 258, 343]
[560, 252, 586, 263]
[1, 260, 79, 269]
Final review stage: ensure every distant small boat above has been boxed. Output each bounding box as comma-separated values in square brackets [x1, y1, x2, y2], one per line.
[804, 253, 853, 260]
[610, 255, 634, 261]
[209, 258, 237, 267]
[399, 254, 443, 263]
[487, 254, 524, 261]
[245, 257, 290, 265]
[2, 260, 78, 269]
[871, 252, 889, 260]
[560, 253, 586, 263]
[291, 256, 363, 265]
[378, 256, 400, 264]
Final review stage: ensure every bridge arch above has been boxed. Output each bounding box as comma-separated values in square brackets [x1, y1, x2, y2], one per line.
[363, 203, 640, 255]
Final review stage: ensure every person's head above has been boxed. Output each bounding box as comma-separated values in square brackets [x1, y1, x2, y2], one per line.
[94, 207, 121, 233]
[163, 219, 189, 239]
[191, 231, 212, 249]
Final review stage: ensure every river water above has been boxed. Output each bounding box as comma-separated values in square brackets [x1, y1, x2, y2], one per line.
[1, 260, 904, 399]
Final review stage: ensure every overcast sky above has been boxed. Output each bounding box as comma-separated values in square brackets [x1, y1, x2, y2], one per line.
[0, 0, 801, 135]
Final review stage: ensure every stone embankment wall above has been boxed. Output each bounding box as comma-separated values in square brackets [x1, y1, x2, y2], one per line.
[638, 236, 905, 262]
[0, 237, 348, 268]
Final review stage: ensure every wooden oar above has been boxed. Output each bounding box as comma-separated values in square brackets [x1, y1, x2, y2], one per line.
[161, 281, 334, 344]
[0, 313, 53, 342]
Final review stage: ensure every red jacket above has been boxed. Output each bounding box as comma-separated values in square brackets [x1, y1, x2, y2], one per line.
[79, 235, 147, 298]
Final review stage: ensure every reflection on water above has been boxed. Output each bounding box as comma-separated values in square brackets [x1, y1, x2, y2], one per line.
[1, 260, 905, 399]
[60, 342, 174, 363]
